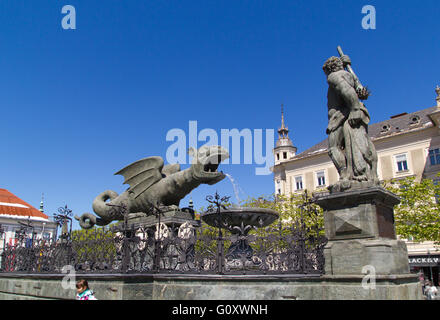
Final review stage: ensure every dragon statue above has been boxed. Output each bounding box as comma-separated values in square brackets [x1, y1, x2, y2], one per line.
[75, 145, 229, 229]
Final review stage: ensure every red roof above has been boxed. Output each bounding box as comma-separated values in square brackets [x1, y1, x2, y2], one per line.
[0, 189, 48, 220]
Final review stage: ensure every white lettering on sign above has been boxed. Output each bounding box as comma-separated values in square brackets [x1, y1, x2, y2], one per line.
[408, 257, 440, 265]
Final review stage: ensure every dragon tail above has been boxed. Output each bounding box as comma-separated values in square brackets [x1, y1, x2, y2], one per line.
[74, 190, 120, 229]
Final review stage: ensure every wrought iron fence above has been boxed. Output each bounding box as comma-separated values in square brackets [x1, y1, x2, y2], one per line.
[0, 220, 327, 276]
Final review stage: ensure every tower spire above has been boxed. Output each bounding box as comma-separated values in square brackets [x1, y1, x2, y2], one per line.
[278, 103, 289, 139]
[274, 103, 296, 163]
[281, 103, 285, 127]
[39, 193, 44, 213]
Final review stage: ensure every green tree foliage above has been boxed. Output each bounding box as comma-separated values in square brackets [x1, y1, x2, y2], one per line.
[70, 224, 118, 263]
[71, 223, 118, 241]
[384, 176, 440, 243]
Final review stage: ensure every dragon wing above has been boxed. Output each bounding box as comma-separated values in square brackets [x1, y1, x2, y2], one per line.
[114, 156, 164, 199]
[162, 163, 181, 177]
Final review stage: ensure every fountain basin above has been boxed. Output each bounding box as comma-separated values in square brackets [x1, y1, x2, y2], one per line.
[201, 206, 279, 234]
[201, 206, 279, 263]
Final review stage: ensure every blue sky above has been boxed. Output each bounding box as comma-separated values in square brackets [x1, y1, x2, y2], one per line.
[0, 0, 439, 230]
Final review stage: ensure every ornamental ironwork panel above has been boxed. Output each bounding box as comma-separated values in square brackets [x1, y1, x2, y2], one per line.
[0, 220, 327, 275]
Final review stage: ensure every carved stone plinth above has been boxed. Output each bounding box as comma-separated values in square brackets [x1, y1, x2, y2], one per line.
[110, 210, 200, 236]
[126, 209, 200, 230]
[315, 187, 411, 276]
[316, 187, 400, 241]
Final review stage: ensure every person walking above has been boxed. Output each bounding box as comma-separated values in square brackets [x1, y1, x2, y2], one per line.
[76, 279, 97, 300]
[425, 281, 438, 300]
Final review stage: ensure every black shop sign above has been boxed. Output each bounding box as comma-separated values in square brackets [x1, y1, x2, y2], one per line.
[408, 255, 440, 267]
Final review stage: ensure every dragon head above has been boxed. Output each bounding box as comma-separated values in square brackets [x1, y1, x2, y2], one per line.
[189, 145, 229, 185]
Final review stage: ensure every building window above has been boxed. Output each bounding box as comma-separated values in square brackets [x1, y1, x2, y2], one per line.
[277, 153, 280, 161]
[295, 176, 303, 191]
[429, 149, 440, 166]
[396, 154, 408, 172]
[283, 152, 287, 159]
[276, 179, 281, 194]
[25, 238, 33, 248]
[317, 171, 326, 186]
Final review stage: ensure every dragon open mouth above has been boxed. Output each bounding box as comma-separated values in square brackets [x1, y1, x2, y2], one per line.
[193, 146, 229, 184]
[203, 156, 222, 173]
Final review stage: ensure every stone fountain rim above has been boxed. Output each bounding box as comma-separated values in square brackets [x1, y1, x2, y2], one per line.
[201, 206, 279, 217]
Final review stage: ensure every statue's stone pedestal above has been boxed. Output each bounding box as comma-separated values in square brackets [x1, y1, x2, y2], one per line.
[314, 187, 422, 299]
[315, 187, 410, 275]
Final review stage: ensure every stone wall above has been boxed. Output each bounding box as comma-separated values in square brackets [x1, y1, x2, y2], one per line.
[0, 273, 423, 300]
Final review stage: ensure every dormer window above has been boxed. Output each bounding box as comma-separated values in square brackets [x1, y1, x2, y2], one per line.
[381, 124, 391, 133]
[409, 115, 420, 125]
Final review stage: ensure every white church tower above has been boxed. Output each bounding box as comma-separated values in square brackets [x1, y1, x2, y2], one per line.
[273, 104, 297, 195]
[273, 104, 297, 165]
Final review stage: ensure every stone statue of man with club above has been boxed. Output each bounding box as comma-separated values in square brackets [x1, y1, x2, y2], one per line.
[323, 46, 379, 193]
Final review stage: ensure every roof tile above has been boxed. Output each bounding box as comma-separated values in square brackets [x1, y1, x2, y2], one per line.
[0, 189, 48, 220]
[293, 106, 438, 161]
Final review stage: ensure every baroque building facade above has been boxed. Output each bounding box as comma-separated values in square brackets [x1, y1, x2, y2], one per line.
[0, 189, 58, 253]
[272, 87, 440, 285]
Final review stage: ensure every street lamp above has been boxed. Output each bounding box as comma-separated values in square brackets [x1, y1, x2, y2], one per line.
[53, 205, 73, 242]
